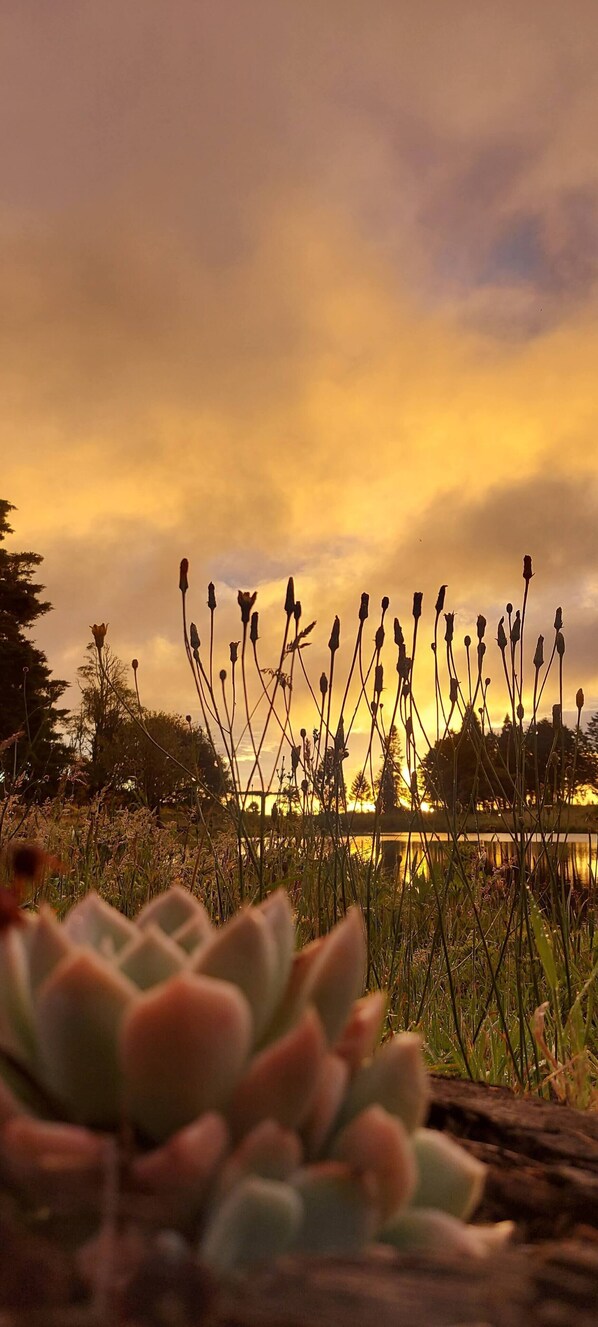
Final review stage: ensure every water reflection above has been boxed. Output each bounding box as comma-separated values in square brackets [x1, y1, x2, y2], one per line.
[352, 833, 597, 889]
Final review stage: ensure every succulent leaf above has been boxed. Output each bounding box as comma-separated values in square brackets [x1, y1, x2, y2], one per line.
[332, 1105, 416, 1223]
[257, 890, 295, 1001]
[381, 1207, 500, 1257]
[193, 908, 278, 1042]
[0, 930, 35, 1063]
[219, 1120, 302, 1193]
[172, 914, 212, 955]
[35, 950, 137, 1126]
[338, 1032, 429, 1133]
[131, 1112, 229, 1219]
[301, 1052, 349, 1158]
[307, 908, 367, 1044]
[137, 886, 211, 938]
[334, 991, 387, 1073]
[61, 892, 134, 955]
[121, 973, 252, 1141]
[229, 1007, 326, 1139]
[293, 1163, 377, 1255]
[200, 1176, 303, 1271]
[26, 905, 74, 993]
[410, 1128, 485, 1220]
[117, 925, 186, 990]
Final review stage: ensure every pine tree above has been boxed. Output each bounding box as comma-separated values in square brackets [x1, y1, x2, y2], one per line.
[375, 725, 402, 814]
[0, 501, 68, 793]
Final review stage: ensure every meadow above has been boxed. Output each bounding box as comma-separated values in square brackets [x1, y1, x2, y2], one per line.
[2, 557, 597, 1108]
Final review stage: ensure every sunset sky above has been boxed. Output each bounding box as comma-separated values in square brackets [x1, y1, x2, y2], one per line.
[3, 1, 598, 771]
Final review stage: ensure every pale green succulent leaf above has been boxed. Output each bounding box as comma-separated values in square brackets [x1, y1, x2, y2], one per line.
[121, 972, 252, 1141]
[192, 908, 278, 1043]
[333, 991, 387, 1073]
[381, 1207, 505, 1257]
[117, 925, 186, 990]
[136, 886, 211, 938]
[35, 950, 137, 1127]
[293, 1164, 377, 1255]
[62, 892, 134, 957]
[171, 914, 212, 955]
[27, 905, 74, 993]
[410, 1128, 485, 1220]
[200, 1176, 303, 1271]
[131, 1111, 229, 1221]
[338, 1032, 429, 1134]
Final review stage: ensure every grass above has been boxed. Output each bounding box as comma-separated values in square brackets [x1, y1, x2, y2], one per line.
[2, 556, 597, 1108]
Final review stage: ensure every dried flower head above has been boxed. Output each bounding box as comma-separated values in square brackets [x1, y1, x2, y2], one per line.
[412, 592, 423, 621]
[250, 612, 259, 645]
[238, 591, 257, 624]
[576, 688, 585, 712]
[328, 617, 340, 654]
[207, 582, 217, 611]
[359, 593, 369, 622]
[523, 555, 533, 582]
[179, 559, 189, 594]
[284, 578, 295, 617]
[90, 623, 108, 652]
[533, 636, 544, 670]
[435, 585, 447, 615]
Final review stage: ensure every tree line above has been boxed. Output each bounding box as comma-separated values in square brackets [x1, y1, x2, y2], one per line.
[0, 501, 227, 812]
[2, 499, 598, 814]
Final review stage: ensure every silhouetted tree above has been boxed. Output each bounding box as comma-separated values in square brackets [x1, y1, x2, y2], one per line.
[110, 711, 230, 814]
[68, 641, 136, 796]
[375, 725, 402, 814]
[349, 770, 373, 808]
[0, 501, 68, 794]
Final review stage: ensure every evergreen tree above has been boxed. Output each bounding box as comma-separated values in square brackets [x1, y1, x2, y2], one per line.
[375, 725, 402, 814]
[0, 501, 68, 794]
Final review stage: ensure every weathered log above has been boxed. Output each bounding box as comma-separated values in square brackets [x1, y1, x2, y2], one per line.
[2, 1079, 598, 1325]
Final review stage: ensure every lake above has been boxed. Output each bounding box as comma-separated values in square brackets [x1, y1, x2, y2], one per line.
[352, 832, 598, 888]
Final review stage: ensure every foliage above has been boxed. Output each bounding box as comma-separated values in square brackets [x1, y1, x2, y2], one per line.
[0, 501, 68, 797]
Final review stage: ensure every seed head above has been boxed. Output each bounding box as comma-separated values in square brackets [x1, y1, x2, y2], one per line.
[517, 703, 525, 722]
[444, 612, 454, 645]
[576, 688, 585, 712]
[449, 677, 459, 705]
[132, 658, 139, 671]
[523, 555, 533, 583]
[207, 582, 216, 611]
[510, 611, 521, 645]
[464, 634, 471, 649]
[476, 615, 486, 641]
[190, 623, 200, 652]
[506, 602, 513, 616]
[381, 595, 389, 613]
[412, 592, 423, 621]
[179, 559, 189, 594]
[250, 611, 259, 644]
[556, 631, 565, 658]
[359, 593, 369, 622]
[91, 622, 108, 652]
[435, 585, 447, 615]
[219, 668, 227, 683]
[554, 607, 563, 631]
[284, 577, 295, 616]
[229, 641, 239, 665]
[375, 625, 385, 651]
[374, 664, 383, 695]
[294, 601, 302, 623]
[394, 618, 404, 647]
[552, 703, 562, 730]
[328, 617, 340, 653]
[238, 590, 257, 624]
[497, 618, 507, 652]
[319, 672, 328, 696]
[533, 635, 544, 670]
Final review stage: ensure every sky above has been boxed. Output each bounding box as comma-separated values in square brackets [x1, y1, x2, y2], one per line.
[2, 0, 598, 777]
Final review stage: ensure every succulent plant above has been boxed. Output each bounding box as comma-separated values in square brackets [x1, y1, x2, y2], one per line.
[0, 886, 512, 1270]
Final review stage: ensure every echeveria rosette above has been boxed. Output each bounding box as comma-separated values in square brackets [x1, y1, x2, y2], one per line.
[0, 886, 512, 1269]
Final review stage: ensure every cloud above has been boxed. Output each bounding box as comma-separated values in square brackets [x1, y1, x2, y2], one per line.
[2, 0, 598, 736]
